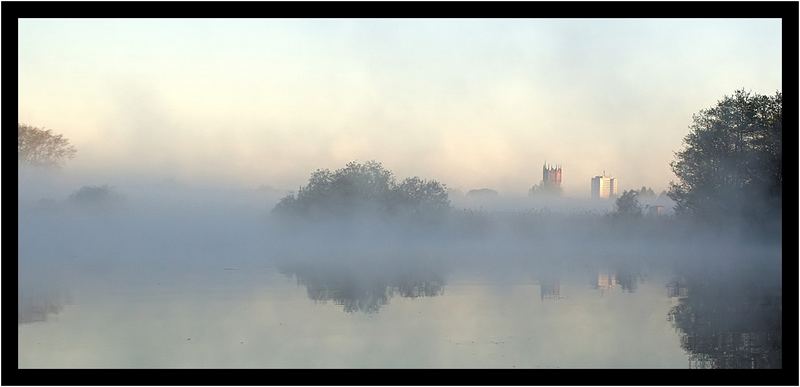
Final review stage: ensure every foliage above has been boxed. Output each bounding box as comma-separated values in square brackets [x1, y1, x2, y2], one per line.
[637, 186, 656, 198]
[667, 275, 781, 369]
[68, 185, 123, 209]
[528, 182, 562, 197]
[668, 90, 781, 223]
[393, 176, 451, 217]
[273, 161, 450, 221]
[18, 124, 77, 167]
[614, 190, 642, 218]
[279, 263, 445, 313]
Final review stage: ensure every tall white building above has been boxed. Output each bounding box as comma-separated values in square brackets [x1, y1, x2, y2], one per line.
[591, 173, 618, 199]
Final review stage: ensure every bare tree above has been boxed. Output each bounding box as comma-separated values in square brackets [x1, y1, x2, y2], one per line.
[18, 124, 77, 167]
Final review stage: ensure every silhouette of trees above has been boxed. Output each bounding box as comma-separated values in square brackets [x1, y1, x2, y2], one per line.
[667, 274, 781, 369]
[18, 124, 77, 167]
[279, 263, 446, 313]
[613, 190, 642, 218]
[393, 176, 451, 218]
[528, 183, 562, 197]
[668, 90, 782, 224]
[68, 185, 124, 211]
[273, 160, 450, 221]
[18, 291, 66, 324]
[637, 186, 656, 199]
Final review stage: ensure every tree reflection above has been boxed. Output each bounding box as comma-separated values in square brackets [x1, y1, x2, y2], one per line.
[592, 267, 643, 294]
[667, 273, 781, 369]
[279, 263, 445, 313]
[615, 268, 643, 293]
[19, 291, 67, 324]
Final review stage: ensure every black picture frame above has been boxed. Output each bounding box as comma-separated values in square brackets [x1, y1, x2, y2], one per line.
[3, 2, 797, 385]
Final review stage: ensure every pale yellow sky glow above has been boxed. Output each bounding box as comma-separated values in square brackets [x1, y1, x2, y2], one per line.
[18, 19, 781, 196]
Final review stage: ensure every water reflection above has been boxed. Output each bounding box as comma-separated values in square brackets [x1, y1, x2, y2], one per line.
[16, 253, 781, 368]
[667, 273, 781, 369]
[279, 263, 446, 313]
[666, 278, 689, 299]
[592, 268, 644, 295]
[19, 290, 68, 324]
[594, 271, 617, 294]
[538, 279, 561, 301]
[615, 268, 643, 293]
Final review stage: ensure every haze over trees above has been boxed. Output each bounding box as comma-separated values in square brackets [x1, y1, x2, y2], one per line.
[18, 124, 77, 167]
[528, 182, 563, 197]
[613, 190, 643, 219]
[637, 187, 656, 199]
[67, 185, 124, 211]
[272, 161, 450, 222]
[668, 90, 782, 226]
[466, 188, 499, 198]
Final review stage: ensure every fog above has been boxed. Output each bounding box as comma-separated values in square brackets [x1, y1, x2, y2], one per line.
[18, 161, 781, 282]
[19, 163, 780, 368]
[15, 16, 784, 369]
[19, 19, 781, 196]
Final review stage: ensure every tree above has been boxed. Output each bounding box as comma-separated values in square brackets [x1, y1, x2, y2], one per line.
[528, 182, 562, 197]
[18, 124, 77, 167]
[68, 185, 123, 210]
[667, 274, 781, 368]
[614, 190, 642, 218]
[667, 90, 781, 224]
[638, 186, 656, 198]
[393, 176, 450, 217]
[272, 160, 450, 221]
[279, 262, 445, 314]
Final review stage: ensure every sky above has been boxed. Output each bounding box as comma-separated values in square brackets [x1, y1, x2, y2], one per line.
[18, 18, 782, 197]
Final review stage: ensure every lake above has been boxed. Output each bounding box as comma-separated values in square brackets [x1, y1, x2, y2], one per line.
[18, 251, 781, 369]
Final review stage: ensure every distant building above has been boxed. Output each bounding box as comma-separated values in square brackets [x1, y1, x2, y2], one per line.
[466, 188, 499, 198]
[591, 172, 618, 199]
[530, 162, 563, 196]
[542, 162, 562, 187]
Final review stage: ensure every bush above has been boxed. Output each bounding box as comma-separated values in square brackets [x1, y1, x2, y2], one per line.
[272, 161, 450, 222]
[68, 185, 123, 210]
[613, 190, 643, 219]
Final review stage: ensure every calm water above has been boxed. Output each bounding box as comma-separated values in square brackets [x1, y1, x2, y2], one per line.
[18, 255, 781, 368]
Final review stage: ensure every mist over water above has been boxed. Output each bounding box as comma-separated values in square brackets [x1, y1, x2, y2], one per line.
[15, 16, 784, 370]
[17, 163, 781, 369]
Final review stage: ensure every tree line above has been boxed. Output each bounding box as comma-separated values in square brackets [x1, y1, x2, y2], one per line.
[19, 88, 782, 228]
[272, 160, 450, 222]
[613, 89, 782, 228]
